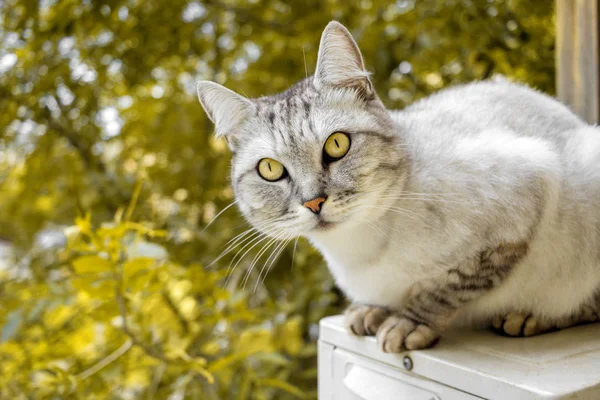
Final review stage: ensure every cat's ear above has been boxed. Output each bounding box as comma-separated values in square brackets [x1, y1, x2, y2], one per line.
[314, 21, 373, 98]
[196, 81, 254, 139]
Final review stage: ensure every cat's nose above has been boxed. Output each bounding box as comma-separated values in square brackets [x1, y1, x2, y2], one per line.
[303, 196, 327, 214]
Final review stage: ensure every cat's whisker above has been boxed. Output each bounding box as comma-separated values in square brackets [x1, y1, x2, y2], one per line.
[377, 219, 404, 236]
[224, 228, 285, 288]
[223, 232, 269, 288]
[291, 237, 300, 270]
[358, 205, 432, 228]
[229, 220, 303, 289]
[380, 190, 464, 198]
[378, 196, 469, 205]
[229, 224, 284, 265]
[207, 229, 260, 269]
[373, 205, 430, 221]
[229, 213, 292, 231]
[365, 220, 389, 239]
[206, 222, 276, 268]
[381, 191, 464, 198]
[215, 227, 258, 256]
[209, 217, 285, 268]
[250, 235, 287, 291]
[302, 46, 308, 79]
[202, 200, 239, 232]
[256, 235, 293, 291]
[242, 233, 284, 289]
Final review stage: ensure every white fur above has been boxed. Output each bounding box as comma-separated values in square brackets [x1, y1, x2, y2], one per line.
[197, 22, 600, 331]
[309, 80, 600, 327]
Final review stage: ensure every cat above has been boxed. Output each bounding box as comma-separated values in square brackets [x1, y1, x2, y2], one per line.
[196, 21, 600, 352]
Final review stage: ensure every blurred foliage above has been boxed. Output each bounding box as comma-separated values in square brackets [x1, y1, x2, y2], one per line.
[1, 213, 331, 398]
[0, 0, 554, 398]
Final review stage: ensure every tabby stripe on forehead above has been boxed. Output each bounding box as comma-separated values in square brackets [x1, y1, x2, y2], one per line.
[307, 117, 317, 137]
[302, 100, 311, 117]
[275, 128, 288, 148]
[360, 130, 395, 144]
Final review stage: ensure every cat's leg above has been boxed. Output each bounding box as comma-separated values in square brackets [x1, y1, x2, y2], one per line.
[493, 293, 600, 337]
[377, 242, 529, 352]
[345, 304, 391, 336]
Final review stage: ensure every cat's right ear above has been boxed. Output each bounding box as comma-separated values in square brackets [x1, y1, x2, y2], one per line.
[196, 81, 254, 142]
[314, 21, 373, 99]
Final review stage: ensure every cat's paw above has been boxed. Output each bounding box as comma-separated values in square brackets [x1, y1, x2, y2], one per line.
[492, 312, 550, 337]
[344, 304, 390, 336]
[376, 315, 440, 352]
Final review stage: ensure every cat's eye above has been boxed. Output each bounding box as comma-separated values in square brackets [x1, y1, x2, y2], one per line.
[257, 158, 287, 182]
[324, 132, 351, 161]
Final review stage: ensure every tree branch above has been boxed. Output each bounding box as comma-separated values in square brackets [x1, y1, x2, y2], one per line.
[115, 287, 169, 362]
[76, 339, 133, 380]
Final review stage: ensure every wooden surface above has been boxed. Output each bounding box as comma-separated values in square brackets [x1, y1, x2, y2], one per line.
[556, 0, 600, 124]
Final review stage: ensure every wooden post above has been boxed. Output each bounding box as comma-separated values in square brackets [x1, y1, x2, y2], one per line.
[556, 0, 600, 124]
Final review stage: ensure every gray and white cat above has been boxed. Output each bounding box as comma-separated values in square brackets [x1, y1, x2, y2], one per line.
[197, 21, 600, 352]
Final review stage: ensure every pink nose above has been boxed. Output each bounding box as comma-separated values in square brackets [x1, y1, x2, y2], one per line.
[303, 197, 327, 214]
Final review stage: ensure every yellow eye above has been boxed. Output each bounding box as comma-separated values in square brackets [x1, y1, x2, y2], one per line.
[257, 158, 286, 181]
[324, 132, 351, 160]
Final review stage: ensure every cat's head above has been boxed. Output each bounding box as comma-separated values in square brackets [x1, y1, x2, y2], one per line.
[197, 22, 406, 239]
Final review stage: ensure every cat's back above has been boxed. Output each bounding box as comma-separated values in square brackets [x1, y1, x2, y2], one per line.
[393, 79, 585, 147]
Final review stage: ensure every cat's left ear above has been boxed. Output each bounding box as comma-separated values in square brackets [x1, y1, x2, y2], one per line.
[196, 81, 255, 140]
[314, 21, 373, 99]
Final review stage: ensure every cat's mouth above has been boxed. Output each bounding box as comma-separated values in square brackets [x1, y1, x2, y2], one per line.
[314, 219, 335, 231]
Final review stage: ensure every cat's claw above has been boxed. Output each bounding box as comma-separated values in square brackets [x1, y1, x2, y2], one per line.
[492, 312, 549, 337]
[345, 304, 390, 336]
[376, 315, 440, 352]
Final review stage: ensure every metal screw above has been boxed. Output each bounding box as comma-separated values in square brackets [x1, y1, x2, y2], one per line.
[402, 356, 413, 371]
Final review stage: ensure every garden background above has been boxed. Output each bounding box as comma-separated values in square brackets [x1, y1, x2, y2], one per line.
[0, 0, 555, 398]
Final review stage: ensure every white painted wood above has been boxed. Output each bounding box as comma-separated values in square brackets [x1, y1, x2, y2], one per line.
[318, 341, 335, 399]
[556, 0, 600, 124]
[334, 348, 480, 400]
[319, 315, 600, 399]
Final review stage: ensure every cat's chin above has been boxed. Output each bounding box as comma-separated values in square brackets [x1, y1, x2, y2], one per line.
[309, 216, 355, 234]
[314, 219, 336, 232]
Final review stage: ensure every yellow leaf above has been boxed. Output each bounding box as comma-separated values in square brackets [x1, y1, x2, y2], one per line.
[236, 372, 252, 400]
[72, 255, 113, 274]
[237, 328, 274, 355]
[260, 378, 306, 399]
[125, 368, 151, 388]
[123, 257, 154, 282]
[75, 213, 92, 234]
[72, 278, 116, 298]
[164, 335, 192, 360]
[280, 316, 303, 356]
[208, 352, 249, 373]
[191, 362, 214, 384]
[35, 195, 54, 212]
[43, 305, 75, 330]
[178, 296, 198, 320]
[200, 341, 220, 356]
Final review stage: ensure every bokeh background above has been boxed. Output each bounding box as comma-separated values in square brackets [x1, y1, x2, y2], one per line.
[0, 0, 554, 398]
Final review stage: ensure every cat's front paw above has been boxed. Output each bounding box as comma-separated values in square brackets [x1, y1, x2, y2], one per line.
[344, 304, 391, 336]
[376, 315, 440, 352]
[492, 312, 551, 337]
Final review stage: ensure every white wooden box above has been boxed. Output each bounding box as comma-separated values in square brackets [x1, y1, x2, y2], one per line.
[318, 316, 600, 399]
